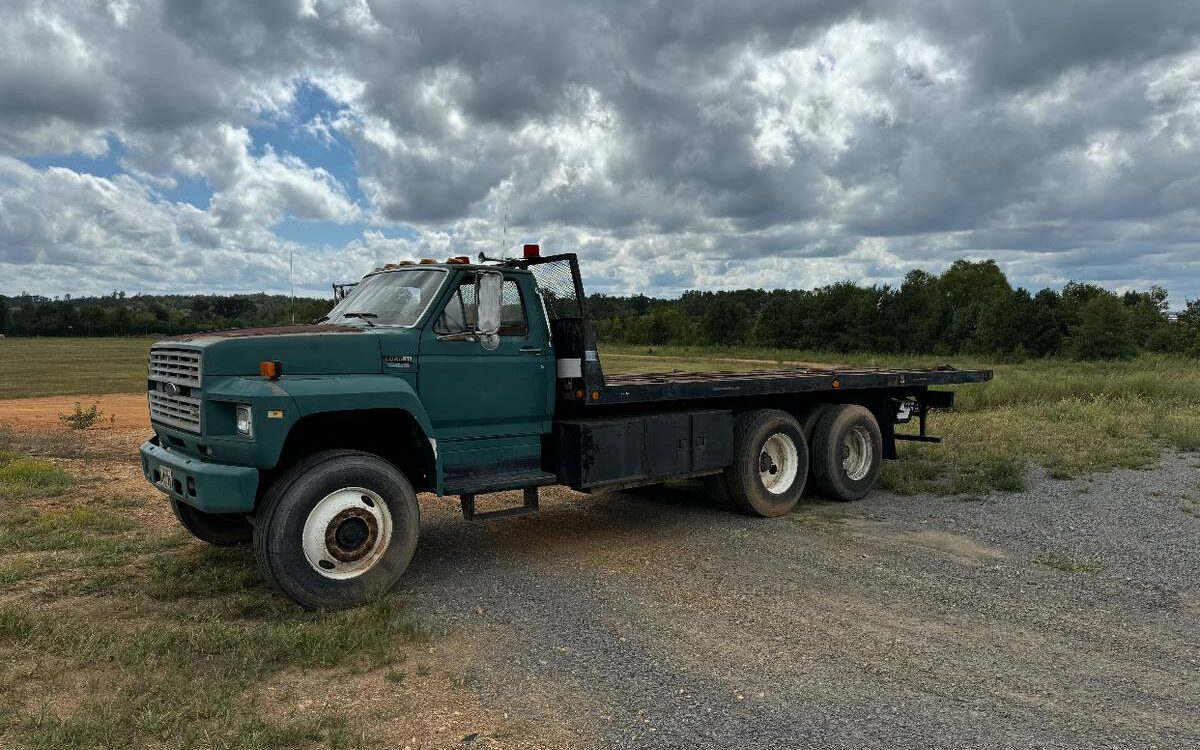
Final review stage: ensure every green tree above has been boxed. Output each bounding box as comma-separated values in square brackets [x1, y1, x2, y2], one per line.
[1027, 289, 1066, 356]
[891, 270, 944, 353]
[972, 288, 1038, 355]
[1070, 295, 1136, 360]
[701, 298, 751, 346]
[1122, 286, 1169, 346]
[938, 259, 1013, 352]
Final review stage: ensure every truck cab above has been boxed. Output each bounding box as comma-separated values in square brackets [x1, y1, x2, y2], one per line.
[140, 248, 991, 609]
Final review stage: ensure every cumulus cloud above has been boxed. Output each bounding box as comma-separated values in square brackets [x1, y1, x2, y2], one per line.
[1, 0, 1199, 301]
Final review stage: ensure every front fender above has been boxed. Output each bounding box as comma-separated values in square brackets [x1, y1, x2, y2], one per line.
[280, 375, 443, 493]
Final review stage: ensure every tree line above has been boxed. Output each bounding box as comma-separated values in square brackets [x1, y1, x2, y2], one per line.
[3, 259, 1198, 359]
[0, 291, 333, 338]
[590, 260, 1200, 360]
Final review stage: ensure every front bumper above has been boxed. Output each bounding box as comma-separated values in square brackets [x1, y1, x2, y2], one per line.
[140, 440, 259, 514]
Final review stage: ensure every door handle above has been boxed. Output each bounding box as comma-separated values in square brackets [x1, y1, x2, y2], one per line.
[519, 346, 543, 354]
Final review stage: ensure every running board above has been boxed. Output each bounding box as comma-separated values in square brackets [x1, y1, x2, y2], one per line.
[461, 487, 540, 522]
[895, 434, 942, 443]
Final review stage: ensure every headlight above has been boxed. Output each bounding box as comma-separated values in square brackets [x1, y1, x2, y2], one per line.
[236, 405, 253, 438]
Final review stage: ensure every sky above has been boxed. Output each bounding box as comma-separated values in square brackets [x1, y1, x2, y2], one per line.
[1, 0, 1199, 303]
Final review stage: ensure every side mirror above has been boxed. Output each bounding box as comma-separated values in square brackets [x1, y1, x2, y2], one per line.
[475, 272, 503, 350]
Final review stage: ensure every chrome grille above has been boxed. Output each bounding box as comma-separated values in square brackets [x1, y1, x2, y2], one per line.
[148, 347, 202, 432]
[149, 347, 201, 387]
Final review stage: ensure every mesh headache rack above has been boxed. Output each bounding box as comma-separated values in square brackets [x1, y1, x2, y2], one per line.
[497, 250, 604, 400]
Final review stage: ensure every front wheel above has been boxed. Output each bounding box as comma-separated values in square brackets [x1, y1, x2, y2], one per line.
[254, 450, 420, 610]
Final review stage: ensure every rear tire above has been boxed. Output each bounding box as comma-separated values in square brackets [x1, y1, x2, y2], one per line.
[810, 405, 883, 501]
[170, 497, 252, 547]
[799, 404, 834, 496]
[717, 409, 808, 517]
[253, 450, 420, 610]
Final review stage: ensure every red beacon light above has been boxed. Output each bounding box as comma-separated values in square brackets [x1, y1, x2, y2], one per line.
[523, 243, 540, 259]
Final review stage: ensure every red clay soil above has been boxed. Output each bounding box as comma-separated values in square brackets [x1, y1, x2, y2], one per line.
[0, 394, 149, 429]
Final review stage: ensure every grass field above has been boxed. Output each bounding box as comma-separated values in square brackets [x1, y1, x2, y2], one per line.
[0, 337, 154, 399]
[1, 337, 1198, 492]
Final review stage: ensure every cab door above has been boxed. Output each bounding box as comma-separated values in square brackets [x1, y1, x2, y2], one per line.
[418, 272, 554, 474]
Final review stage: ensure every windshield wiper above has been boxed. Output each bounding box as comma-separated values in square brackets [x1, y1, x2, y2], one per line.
[341, 312, 378, 326]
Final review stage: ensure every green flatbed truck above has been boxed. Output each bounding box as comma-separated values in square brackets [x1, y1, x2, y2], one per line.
[140, 247, 991, 609]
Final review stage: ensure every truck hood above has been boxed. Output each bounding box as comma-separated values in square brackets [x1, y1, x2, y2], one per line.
[159, 326, 417, 377]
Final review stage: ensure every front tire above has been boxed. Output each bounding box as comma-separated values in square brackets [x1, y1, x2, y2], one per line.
[170, 497, 252, 546]
[810, 405, 883, 501]
[254, 450, 420, 610]
[716, 409, 808, 517]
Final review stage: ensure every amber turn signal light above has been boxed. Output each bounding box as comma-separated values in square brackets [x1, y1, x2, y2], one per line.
[259, 361, 282, 379]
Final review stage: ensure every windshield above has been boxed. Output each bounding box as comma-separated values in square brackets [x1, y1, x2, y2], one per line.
[322, 269, 447, 327]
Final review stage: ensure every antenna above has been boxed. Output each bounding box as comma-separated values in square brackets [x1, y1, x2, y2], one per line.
[289, 249, 295, 324]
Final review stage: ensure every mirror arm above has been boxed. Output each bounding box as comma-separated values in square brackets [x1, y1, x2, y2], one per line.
[436, 331, 477, 342]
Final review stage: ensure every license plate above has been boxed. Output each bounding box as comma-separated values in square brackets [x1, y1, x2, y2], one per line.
[156, 466, 174, 490]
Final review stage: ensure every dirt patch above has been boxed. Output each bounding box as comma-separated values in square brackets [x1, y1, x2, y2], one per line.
[256, 636, 578, 749]
[884, 528, 1010, 563]
[0, 394, 148, 430]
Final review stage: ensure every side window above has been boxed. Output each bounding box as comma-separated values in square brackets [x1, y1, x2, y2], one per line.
[434, 280, 477, 334]
[499, 280, 527, 336]
[434, 277, 526, 336]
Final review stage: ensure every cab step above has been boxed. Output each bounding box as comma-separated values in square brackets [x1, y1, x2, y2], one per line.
[460, 486, 541, 522]
[443, 468, 557, 496]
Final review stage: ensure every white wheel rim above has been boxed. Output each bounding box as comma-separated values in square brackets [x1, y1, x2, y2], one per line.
[302, 487, 393, 580]
[759, 433, 800, 495]
[842, 426, 873, 481]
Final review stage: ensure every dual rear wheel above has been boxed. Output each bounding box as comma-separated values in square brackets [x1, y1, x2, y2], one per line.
[713, 404, 883, 518]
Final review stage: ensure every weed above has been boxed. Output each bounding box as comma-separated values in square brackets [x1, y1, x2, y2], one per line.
[384, 669, 407, 684]
[982, 456, 1026, 492]
[0, 555, 54, 588]
[0, 505, 133, 552]
[880, 458, 945, 495]
[58, 402, 113, 430]
[147, 545, 263, 600]
[0, 456, 73, 499]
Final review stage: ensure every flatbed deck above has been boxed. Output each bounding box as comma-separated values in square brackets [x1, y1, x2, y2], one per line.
[597, 367, 993, 405]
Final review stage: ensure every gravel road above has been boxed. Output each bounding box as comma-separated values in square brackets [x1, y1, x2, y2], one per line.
[401, 452, 1200, 749]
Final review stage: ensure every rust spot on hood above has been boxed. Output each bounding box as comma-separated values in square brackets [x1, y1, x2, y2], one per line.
[161, 324, 365, 342]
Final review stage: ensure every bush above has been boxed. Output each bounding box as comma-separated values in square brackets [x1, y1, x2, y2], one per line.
[58, 401, 110, 430]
